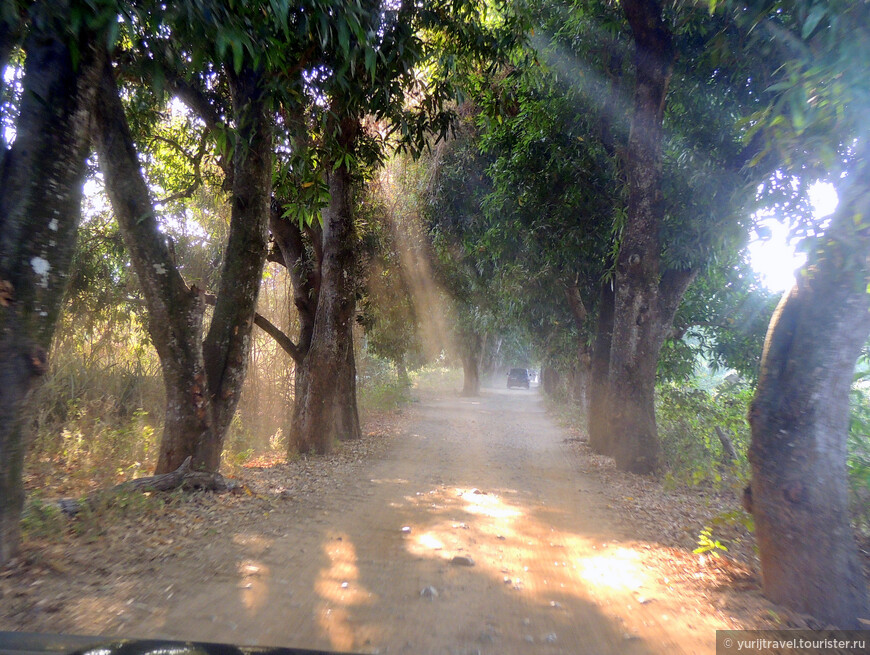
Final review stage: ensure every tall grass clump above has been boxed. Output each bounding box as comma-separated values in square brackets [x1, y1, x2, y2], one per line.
[25, 331, 164, 492]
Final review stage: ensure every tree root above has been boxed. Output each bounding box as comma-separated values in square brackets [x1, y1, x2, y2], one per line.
[33, 457, 241, 517]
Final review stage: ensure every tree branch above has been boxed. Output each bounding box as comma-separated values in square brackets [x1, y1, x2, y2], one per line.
[154, 131, 208, 205]
[160, 64, 233, 188]
[202, 293, 301, 363]
[659, 267, 698, 321]
[563, 281, 589, 331]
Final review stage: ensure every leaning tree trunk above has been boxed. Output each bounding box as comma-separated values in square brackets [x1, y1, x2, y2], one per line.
[747, 160, 870, 628]
[588, 281, 614, 455]
[0, 3, 99, 566]
[293, 134, 362, 454]
[608, 0, 696, 473]
[95, 57, 271, 473]
[94, 58, 213, 473]
[199, 66, 272, 469]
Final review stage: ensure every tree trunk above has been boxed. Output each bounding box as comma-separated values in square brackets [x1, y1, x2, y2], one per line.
[541, 365, 560, 396]
[199, 66, 272, 469]
[94, 58, 213, 472]
[94, 58, 271, 473]
[335, 320, 362, 442]
[269, 203, 319, 450]
[0, 3, 99, 566]
[565, 282, 591, 415]
[396, 357, 410, 387]
[460, 332, 482, 396]
[608, 0, 696, 473]
[572, 343, 591, 416]
[293, 137, 362, 453]
[588, 281, 614, 455]
[747, 158, 870, 627]
[714, 426, 737, 464]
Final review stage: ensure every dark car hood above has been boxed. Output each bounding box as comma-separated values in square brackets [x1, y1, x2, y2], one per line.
[0, 633, 358, 655]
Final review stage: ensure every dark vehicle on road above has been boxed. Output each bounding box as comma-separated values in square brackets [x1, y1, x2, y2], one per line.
[506, 368, 530, 389]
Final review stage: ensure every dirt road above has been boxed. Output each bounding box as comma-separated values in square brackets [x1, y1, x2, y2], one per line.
[106, 386, 740, 655]
[2, 386, 760, 654]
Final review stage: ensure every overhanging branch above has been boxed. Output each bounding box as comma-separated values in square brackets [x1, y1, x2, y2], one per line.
[203, 293, 301, 363]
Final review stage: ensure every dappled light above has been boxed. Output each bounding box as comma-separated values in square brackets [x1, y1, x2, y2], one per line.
[403, 483, 652, 608]
[372, 158, 458, 360]
[314, 535, 380, 652]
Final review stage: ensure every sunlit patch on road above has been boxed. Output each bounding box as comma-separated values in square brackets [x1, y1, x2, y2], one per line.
[237, 559, 270, 613]
[314, 533, 380, 652]
[576, 548, 648, 592]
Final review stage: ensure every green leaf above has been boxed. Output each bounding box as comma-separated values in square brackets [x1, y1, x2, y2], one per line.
[105, 17, 121, 50]
[365, 47, 376, 81]
[338, 19, 349, 56]
[802, 5, 826, 40]
[269, 0, 290, 37]
[764, 81, 795, 94]
[231, 39, 244, 74]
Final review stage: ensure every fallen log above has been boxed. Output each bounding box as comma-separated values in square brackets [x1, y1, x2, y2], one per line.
[32, 457, 241, 517]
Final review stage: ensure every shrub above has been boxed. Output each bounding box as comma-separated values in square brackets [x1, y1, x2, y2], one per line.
[656, 379, 752, 488]
[357, 355, 412, 412]
[848, 384, 870, 533]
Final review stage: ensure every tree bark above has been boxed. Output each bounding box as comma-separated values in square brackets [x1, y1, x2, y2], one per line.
[460, 332, 482, 396]
[0, 2, 99, 566]
[541, 365, 560, 396]
[199, 66, 272, 469]
[270, 203, 320, 449]
[292, 123, 362, 453]
[572, 343, 591, 415]
[396, 357, 410, 387]
[714, 426, 737, 464]
[608, 0, 697, 473]
[94, 57, 271, 473]
[565, 282, 591, 415]
[335, 320, 362, 442]
[588, 281, 615, 454]
[747, 157, 870, 627]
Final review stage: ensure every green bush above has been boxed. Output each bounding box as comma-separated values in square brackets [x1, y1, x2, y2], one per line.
[658, 374, 870, 535]
[656, 380, 752, 488]
[26, 345, 163, 490]
[358, 356, 412, 412]
[410, 362, 463, 394]
[20, 497, 65, 541]
[848, 384, 870, 532]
